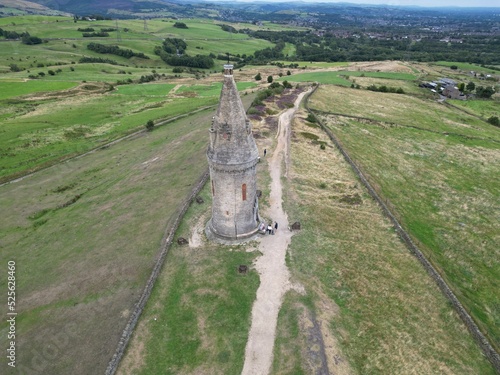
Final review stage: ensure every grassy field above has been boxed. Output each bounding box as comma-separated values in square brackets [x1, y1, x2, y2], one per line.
[1, 13, 498, 373]
[271, 102, 497, 374]
[281, 70, 416, 86]
[0, 106, 218, 374]
[0, 80, 77, 100]
[0, 14, 284, 182]
[309, 85, 500, 355]
[309, 85, 497, 139]
[282, 71, 352, 86]
[449, 98, 500, 120]
[0, 16, 275, 72]
[117, 83, 497, 375]
[117, 184, 260, 375]
[0, 87, 217, 181]
[435, 61, 499, 74]
[176, 81, 257, 97]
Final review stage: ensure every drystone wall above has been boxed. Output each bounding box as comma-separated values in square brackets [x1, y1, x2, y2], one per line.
[304, 85, 500, 373]
[105, 169, 210, 375]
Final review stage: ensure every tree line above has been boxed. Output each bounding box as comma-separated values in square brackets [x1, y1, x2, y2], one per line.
[87, 42, 149, 59]
[154, 38, 214, 69]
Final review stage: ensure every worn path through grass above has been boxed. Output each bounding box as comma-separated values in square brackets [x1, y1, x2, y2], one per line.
[242, 89, 311, 375]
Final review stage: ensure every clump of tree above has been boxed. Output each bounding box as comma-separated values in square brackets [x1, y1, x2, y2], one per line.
[145, 120, 154, 131]
[161, 54, 213, 69]
[475, 86, 495, 99]
[487, 116, 499, 127]
[154, 38, 213, 69]
[21, 33, 42, 45]
[82, 32, 109, 37]
[87, 42, 149, 59]
[9, 64, 23, 72]
[255, 72, 262, 81]
[219, 24, 237, 33]
[367, 84, 405, 94]
[306, 113, 317, 123]
[79, 57, 120, 65]
[100, 28, 116, 32]
[0, 28, 23, 39]
[139, 73, 161, 83]
[77, 27, 94, 32]
[155, 38, 187, 55]
[173, 22, 188, 29]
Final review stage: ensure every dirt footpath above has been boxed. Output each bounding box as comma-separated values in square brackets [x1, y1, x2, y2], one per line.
[241, 90, 310, 375]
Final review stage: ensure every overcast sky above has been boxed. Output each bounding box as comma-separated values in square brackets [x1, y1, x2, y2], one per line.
[221, 0, 500, 8]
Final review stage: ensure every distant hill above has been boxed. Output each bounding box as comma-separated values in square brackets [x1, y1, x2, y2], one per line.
[1, 0, 177, 16]
[0, 0, 71, 16]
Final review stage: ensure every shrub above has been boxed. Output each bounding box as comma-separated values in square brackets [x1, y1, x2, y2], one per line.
[145, 120, 154, 131]
[9, 64, 22, 72]
[173, 22, 188, 29]
[306, 113, 317, 123]
[487, 116, 499, 127]
[255, 73, 262, 81]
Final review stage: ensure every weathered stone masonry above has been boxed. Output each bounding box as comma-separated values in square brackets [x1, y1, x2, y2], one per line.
[206, 64, 260, 240]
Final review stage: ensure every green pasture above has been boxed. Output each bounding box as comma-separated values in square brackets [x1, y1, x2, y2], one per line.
[113, 83, 176, 96]
[282, 42, 296, 57]
[337, 70, 417, 81]
[0, 92, 217, 180]
[119, 186, 259, 374]
[0, 16, 277, 71]
[0, 15, 70, 26]
[279, 113, 497, 373]
[280, 71, 352, 86]
[156, 20, 250, 41]
[449, 98, 500, 120]
[0, 108, 217, 374]
[309, 85, 497, 140]
[188, 38, 274, 58]
[309, 85, 500, 354]
[2, 64, 157, 83]
[176, 81, 256, 97]
[0, 80, 77, 100]
[0, 40, 131, 74]
[350, 76, 428, 96]
[434, 61, 499, 74]
[273, 61, 349, 69]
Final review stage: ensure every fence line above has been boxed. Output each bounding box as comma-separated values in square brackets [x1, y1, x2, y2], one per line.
[304, 85, 500, 373]
[105, 169, 210, 375]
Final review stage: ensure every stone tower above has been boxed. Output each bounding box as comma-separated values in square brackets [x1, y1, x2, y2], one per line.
[206, 64, 260, 241]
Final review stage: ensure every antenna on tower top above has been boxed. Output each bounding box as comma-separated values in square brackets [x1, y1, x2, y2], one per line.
[226, 52, 230, 64]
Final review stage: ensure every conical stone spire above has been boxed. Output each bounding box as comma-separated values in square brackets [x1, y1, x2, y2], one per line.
[206, 65, 260, 241]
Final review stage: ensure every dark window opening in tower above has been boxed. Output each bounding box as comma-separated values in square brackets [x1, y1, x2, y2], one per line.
[242, 183, 247, 201]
